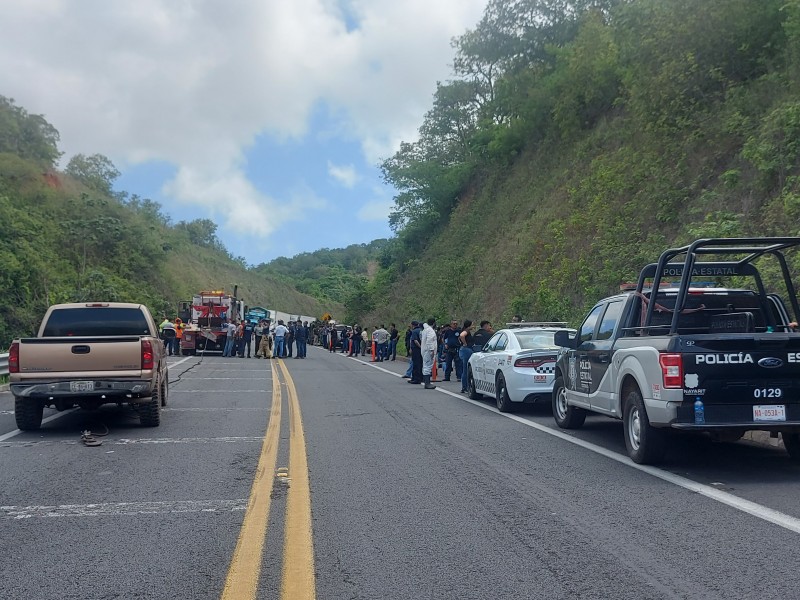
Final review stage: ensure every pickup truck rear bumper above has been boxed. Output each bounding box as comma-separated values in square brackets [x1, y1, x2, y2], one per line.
[669, 402, 800, 430]
[670, 421, 800, 432]
[11, 379, 153, 402]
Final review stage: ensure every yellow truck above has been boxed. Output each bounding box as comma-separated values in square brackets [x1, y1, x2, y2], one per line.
[8, 302, 168, 430]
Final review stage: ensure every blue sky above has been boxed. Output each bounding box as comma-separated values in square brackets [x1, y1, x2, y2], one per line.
[1, 0, 489, 266]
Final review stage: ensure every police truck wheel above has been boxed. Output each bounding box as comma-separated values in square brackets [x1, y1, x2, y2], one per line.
[783, 433, 800, 463]
[623, 387, 666, 465]
[552, 376, 586, 429]
[14, 397, 43, 431]
[495, 372, 514, 412]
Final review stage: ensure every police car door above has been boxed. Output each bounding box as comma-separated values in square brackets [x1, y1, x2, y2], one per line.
[486, 333, 508, 396]
[567, 304, 604, 409]
[474, 333, 501, 395]
[587, 299, 624, 414]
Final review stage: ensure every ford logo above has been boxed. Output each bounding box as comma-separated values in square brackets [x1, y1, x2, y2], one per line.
[758, 357, 784, 369]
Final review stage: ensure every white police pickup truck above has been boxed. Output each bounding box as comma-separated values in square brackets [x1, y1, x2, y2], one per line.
[552, 238, 800, 464]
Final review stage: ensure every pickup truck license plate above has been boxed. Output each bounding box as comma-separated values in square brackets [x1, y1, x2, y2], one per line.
[69, 381, 95, 393]
[753, 405, 786, 422]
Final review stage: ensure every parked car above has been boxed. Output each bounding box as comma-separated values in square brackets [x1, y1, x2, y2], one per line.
[467, 325, 575, 412]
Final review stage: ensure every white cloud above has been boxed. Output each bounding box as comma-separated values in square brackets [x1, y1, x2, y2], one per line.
[0, 0, 487, 243]
[328, 161, 359, 188]
[357, 200, 394, 222]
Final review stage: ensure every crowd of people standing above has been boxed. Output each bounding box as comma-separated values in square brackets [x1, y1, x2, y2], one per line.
[158, 314, 497, 392]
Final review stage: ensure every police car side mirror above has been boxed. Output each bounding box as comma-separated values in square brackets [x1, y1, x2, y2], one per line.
[554, 330, 576, 349]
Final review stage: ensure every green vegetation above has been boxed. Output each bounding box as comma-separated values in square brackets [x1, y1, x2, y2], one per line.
[353, 0, 800, 327]
[254, 240, 389, 321]
[0, 97, 337, 349]
[7, 0, 800, 344]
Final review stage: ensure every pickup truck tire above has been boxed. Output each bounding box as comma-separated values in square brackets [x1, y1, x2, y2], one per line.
[783, 433, 800, 463]
[138, 379, 162, 427]
[495, 373, 514, 412]
[160, 375, 168, 407]
[623, 388, 666, 465]
[14, 397, 43, 431]
[552, 376, 586, 429]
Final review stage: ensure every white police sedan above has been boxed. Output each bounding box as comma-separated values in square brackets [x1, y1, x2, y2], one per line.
[467, 326, 575, 412]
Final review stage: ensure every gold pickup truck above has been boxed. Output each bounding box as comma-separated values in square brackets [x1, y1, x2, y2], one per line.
[8, 302, 168, 430]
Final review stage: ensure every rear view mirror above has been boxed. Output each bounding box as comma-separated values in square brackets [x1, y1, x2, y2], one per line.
[554, 330, 576, 349]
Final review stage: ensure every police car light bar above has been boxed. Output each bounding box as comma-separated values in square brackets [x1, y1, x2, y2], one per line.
[506, 321, 568, 328]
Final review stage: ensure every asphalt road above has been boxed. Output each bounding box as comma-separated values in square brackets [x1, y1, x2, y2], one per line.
[1, 345, 800, 599]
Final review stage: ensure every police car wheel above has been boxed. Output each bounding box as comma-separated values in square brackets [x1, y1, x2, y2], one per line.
[495, 373, 514, 413]
[623, 387, 666, 465]
[468, 368, 482, 400]
[552, 376, 586, 429]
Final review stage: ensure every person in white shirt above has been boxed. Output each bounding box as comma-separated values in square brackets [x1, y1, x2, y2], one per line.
[420, 318, 438, 389]
[273, 321, 288, 358]
[223, 320, 237, 357]
[373, 326, 390, 362]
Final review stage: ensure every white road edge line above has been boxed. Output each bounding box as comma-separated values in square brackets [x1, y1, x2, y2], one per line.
[349, 354, 800, 535]
[433, 386, 800, 536]
[0, 409, 78, 443]
[346, 355, 402, 377]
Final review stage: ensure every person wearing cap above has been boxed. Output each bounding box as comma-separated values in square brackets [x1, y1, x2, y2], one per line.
[160, 316, 176, 356]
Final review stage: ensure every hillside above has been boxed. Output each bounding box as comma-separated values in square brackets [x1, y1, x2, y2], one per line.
[350, 0, 800, 328]
[0, 97, 339, 347]
[7, 0, 800, 343]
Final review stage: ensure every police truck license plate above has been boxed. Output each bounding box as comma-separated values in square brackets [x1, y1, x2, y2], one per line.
[753, 405, 786, 421]
[69, 381, 94, 392]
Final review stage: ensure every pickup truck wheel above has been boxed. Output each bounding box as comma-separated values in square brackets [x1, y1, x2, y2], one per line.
[139, 380, 162, 427]
[468, 368, 481, 400]
[14, 397, 43, 431]
[495, 372, 514, 412]
[160, 375, 168, 407]
[552, 376, 586, 429]
[783, 433, 800, 463]
[623, 388, 666, 465]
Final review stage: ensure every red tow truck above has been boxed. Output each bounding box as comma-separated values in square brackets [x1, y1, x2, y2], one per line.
[178, 289, 244, 355]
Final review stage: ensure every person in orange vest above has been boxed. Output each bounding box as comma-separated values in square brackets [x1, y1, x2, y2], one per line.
[174, 317, 185, 356]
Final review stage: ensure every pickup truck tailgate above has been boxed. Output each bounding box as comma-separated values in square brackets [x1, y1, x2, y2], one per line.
[16, 337, 145, 376]
[677, 335, 800, 425]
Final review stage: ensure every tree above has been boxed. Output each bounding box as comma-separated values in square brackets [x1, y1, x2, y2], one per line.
[0, 96, 62, 167]
[65, 153, 120, 195]
[175, 218, 225, 250]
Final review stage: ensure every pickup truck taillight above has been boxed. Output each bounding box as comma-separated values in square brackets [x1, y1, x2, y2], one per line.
[141, 340, 154, 370]
[659, 353, 683, 388]
[9, 341, 19, 373]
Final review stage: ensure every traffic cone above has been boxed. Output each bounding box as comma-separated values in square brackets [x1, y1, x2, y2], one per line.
[371, 341, 376, 362]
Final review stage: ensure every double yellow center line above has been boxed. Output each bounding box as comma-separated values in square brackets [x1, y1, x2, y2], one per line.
[221, 359, 316, 600]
